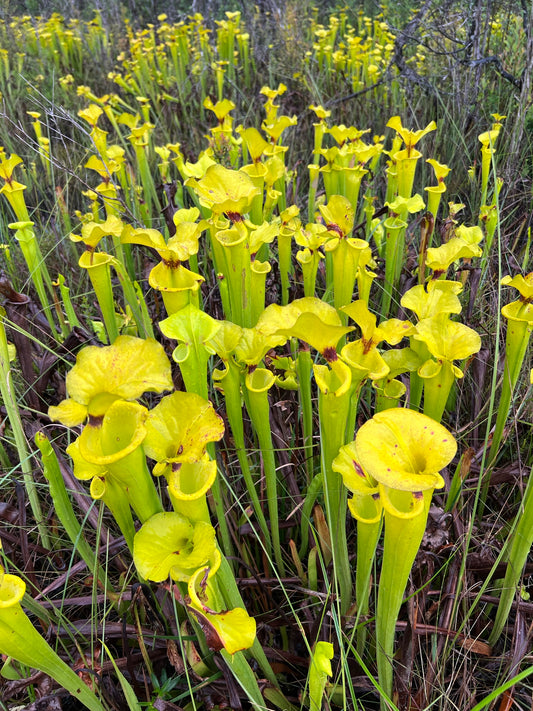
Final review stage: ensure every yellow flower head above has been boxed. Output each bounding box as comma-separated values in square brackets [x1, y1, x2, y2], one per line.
[354, 408, 456, 494]
[426, 158, 450, 183]
[387, 116, 437, 154]
[203, 96, 236, 124]
[501, 272, 533, 324]
[478, 126, 500, 149]
[309, 104, 331, 121]
[501, 272, 533, 301]
[48, 336, 172, 426]
[0, 154, 23, 184]
[144, 391, 225, 476]
[133, 512, 220, 582]
[185, 164, 259, 219]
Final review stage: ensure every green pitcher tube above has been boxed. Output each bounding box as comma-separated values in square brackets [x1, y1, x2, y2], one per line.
[216, 223, 252, 326]
[79, 251, 118, 343]
[244, 366, 284, 574]
[314, 359, 354, 615]
[0, 573, 105, 711]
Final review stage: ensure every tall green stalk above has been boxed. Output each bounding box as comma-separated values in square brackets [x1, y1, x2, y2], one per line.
[79, 251, 119, 343]
[35, 432, 110, 591]
[347, 409, 456, 707]
[10, 221, 59, 339]
[487, 278, 533, 467]
[489, 466, 533, 645]
[0, 573, 105, 711]
[214, 357, 272, 557]
[0, 310, 50, 549]
[376, 491, 431, 707]
[244, 367, 285, 575]
[315, 361, 353, 616]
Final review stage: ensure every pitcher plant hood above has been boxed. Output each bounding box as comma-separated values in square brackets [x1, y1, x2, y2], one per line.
[133, 511, 220, 582]
[48, 336, 172, 426]
[351, 408, 456, 513]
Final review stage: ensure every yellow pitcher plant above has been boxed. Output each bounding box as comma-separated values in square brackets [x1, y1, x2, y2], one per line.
[342, 408, 456, 708]
[0, 564, 105, 710]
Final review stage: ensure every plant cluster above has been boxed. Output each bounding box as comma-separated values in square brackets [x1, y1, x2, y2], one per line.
[0, 4, 532, 711]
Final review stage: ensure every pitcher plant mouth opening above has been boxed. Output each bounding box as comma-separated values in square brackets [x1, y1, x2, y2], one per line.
[352, 408, 455, 492]
[0, 569, 105, 711]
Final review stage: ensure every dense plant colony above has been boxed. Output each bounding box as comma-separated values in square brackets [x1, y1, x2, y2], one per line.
[0, 3, 532, 710]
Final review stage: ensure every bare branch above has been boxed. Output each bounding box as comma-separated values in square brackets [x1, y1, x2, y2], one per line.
[460, 55, 523, 89]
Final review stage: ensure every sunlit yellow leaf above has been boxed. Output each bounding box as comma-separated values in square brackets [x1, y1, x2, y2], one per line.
[65, 336, 172, 411]
[133, 512, 218, 582]
[187, 567, 256, 654]
[144, 392, 224, 469]
[413, 314, 481, 363]
[186, 164, 259, 216]
[400, 280, 463, 320]
[354, 408, 456, 492]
